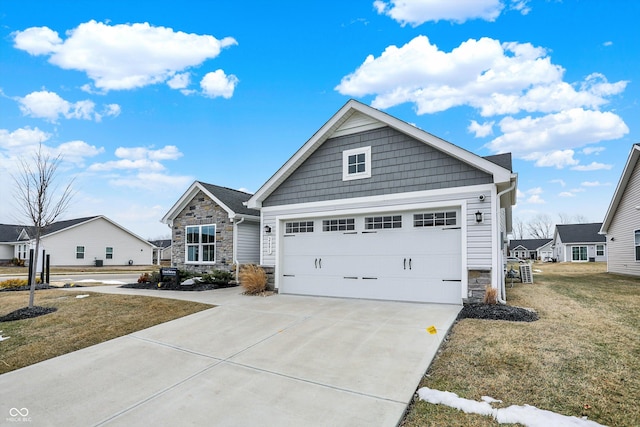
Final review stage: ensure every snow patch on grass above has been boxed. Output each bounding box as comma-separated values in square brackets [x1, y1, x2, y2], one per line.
[418, 387, 606, 426]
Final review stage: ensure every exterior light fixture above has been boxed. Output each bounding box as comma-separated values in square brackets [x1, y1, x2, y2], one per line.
[475, 211, 483, 223]
[264, 225, 272, 233]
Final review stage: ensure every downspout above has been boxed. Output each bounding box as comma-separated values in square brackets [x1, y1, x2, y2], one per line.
[496, 179, 517, 305]
[233, 216, 245, 281]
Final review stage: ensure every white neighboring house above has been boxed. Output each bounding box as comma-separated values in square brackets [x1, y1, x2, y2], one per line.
[0, 216, 154, 267]
[508, 239, 553, 261]
[247, 100, 518, 304]
[552, 223, 606, 263]
[600, 144, 640, 276]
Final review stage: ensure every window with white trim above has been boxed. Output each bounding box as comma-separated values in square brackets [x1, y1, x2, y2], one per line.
[106, 247, 113, 259]
[596, 244, 604, 257]
[342, 146, 371, 181]
[365, 215, 402, 230]
[186, 224, 216, 263]
[17, 244, 27, 260]
[572, 246, 587, 262]
[323, 218, 355, 232]
[285, 221, 314, 234]
[635, 230, 640, 261]
[76, 246, 85, 259]
[414, 211, 457, 227]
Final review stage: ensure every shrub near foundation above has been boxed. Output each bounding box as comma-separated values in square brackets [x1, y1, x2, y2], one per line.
[239, 264, 268, 295]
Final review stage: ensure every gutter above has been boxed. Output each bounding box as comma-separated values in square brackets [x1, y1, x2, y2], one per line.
[496, 178, 517, 305]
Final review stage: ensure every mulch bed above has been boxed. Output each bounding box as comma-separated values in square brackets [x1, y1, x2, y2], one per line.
[458, 303, 539, 322]
[0, 306, 58, 322]
[120, 282, 238, 292]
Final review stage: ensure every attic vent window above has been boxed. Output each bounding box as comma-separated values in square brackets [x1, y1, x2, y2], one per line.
[342, 146, 371, 181]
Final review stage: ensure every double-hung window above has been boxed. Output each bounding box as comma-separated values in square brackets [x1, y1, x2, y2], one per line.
[596, 245, 605, 257]
[76, 246, 85, 259]
[186, 224, 216, 263]
[635, 230, 640, 261]
[106, 247, 113, 259]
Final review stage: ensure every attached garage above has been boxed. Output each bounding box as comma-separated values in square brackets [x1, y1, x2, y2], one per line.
[280, 209, 462, 303]
[248, 100, 517, 304]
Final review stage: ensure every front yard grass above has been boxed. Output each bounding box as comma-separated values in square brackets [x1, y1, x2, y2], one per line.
[0, 289, 212, 375]
[402, 262, 640, 427]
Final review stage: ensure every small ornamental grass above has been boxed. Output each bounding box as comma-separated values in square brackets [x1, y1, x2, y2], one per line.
[239, 264, 268, 295]
[483, 285, 498, 305]
[0, 278, 41, 290]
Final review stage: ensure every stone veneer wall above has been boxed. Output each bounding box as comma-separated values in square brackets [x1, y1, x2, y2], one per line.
[466, 269, 491, 303]
[172, 190, 234, 273]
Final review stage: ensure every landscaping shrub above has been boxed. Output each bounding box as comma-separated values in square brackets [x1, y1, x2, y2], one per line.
[239, 264, 267, 295]
[137, 272, 151, 283]
[483, 285, 498, 304]
[0, 278, 41, 290]
[201, 269, 234, 285]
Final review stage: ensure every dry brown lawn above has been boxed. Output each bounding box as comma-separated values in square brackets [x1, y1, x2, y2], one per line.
[0, 289, 212, 375]
[402, 262, 639, 427]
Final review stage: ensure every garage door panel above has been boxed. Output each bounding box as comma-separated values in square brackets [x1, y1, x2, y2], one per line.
[280, 209, 463, 304]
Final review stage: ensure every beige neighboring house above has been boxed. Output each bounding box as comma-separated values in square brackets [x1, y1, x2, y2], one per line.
[600, 144, 640, 276]
[0, 216, 154, 267]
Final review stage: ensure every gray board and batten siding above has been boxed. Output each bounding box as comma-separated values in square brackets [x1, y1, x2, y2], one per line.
[262, 126, 493, 207]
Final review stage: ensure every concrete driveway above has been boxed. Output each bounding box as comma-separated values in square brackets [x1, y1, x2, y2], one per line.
[0, 286, 460, 427]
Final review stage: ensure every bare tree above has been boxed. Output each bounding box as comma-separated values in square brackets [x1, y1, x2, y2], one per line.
[557, 212, 572, 224]
[512, 218, 526, 240]
[527, 213, 554, 239]
[573, 214, 590, 224]
[12, 144, 75, 308]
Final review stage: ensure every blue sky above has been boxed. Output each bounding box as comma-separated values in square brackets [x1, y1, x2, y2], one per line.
[1, 0, 638, 239]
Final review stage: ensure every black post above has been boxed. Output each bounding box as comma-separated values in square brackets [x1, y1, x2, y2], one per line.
[45, 254, 50, 284]
[40, 250, 46, 283]
[27, 249, 34, 289]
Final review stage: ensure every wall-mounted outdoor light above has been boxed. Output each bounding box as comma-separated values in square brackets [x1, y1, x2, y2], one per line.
[475, 211, 483, 223]
[264, 225, 272, 233]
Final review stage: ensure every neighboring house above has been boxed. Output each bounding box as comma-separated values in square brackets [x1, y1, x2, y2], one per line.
[247, 100, 518, 304]
[509, 239, 553, 261]
[161, 181, 260, 273]
[600, 144, 640, 276]
[552, 223, 606, 262]
[0, 216, 154, 267]
[149, 239, 172, 265]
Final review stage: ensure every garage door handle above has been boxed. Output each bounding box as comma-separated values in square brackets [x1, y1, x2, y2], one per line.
[409, 258, 412, 270]
[442, 279, 462, 282]
[362, 277, 377, 280]
[404, 258, 406, 270]
[319, 258, 322, 268]
[315, 258, 318, 268]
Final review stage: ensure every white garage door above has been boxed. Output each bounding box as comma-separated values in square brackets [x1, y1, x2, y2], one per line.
[280, 209, 462, 304]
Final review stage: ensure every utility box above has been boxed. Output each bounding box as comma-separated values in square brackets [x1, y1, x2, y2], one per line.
[95, 259, 103, 267]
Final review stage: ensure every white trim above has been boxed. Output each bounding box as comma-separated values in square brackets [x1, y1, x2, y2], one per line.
[260, 183, 496, 214]
[342, 146, 371, 181]
[184, 223, 217, 265]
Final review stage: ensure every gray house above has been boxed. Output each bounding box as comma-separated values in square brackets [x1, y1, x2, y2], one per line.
[247, 100, 517, 304]
[600, 144, 640, 276]
[161, 181, 260, 273]
[509, 239, 553, 261]
[552, 223, 606, 263]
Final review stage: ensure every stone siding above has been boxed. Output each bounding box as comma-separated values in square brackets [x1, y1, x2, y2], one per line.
[466, 269, 491, 303]
[171, 190, 234, 274]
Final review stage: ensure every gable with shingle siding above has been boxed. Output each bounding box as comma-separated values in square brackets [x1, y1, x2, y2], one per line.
[264, 126, 493, 207]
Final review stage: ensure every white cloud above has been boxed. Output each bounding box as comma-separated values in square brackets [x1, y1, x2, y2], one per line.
[90, 145, 183, 172]
[13, 21, 237, 92]
[549, 179, 566, 187]
[373, 0, 504, 26]
[526, 194, 545, 204]
[167, 73, 190, 89]
[523, 150, 579, 169]
[487, 109, 628, 157]
[336, 36, 626, 119]
[571, 162, 612, 171]
[582, 146, 605, 155]
[17, 90, 120, 122]
[558, 192, 575, 197]
[57, 140, 104, 165]
[200, 70, 239, 98]
[581, 181, 610, 187]
[603, 41, 613, 47]
[0, 127, 50, 149]
[468, 120, 494, 137]
[109, 172, 193, 191]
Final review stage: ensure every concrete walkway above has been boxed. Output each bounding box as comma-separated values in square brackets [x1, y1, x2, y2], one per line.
[0, 286, 461, 427]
